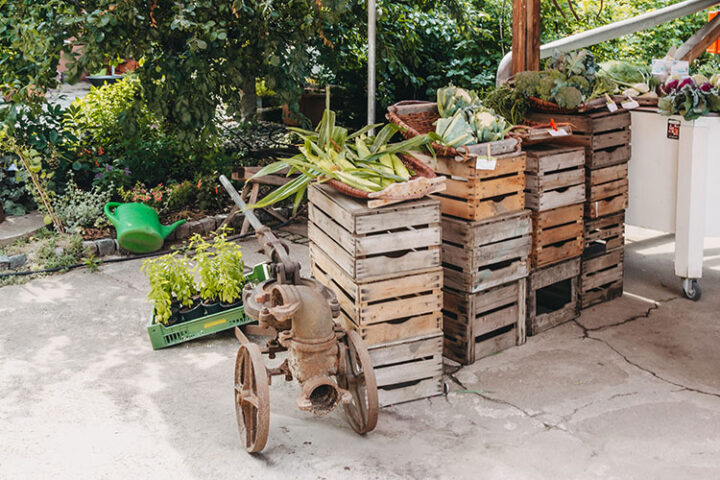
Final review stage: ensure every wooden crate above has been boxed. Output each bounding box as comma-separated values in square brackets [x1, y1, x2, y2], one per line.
[531, 204, 584, 268]
[580, 248, 624, 309]
[311, 247, 442, 346]
[442, 279, 526, 365]
[527, 257, 580, 336]
[584, 212, 625, 259]
[586, 163, 628, 219]
[368, 333, 444, 407]
[307, 183, 441, 282]
[527, 110, 631, 169]
[442, 210, 531, 292]
[413, 152, 526, 221]
[525, 145, 586, 212]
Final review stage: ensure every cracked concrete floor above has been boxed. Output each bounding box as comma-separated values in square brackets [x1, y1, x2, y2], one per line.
[0, 225, 719, 480]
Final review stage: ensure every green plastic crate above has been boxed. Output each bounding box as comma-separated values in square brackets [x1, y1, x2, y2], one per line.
[146, 263, 269, 350]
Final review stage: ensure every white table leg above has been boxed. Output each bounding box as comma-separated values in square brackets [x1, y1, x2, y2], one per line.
[675, 119, 708, 291]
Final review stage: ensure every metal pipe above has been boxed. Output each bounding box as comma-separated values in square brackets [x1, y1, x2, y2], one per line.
[497, 0, 719, 84]
[367, 0, 376, 129]
[219, 174, 264, 232]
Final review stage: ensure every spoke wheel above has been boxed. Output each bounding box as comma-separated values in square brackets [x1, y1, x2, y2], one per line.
[234, 343, 270, 453]
[337, 330, 378, 434]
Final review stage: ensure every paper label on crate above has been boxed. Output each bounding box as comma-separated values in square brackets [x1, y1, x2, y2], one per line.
[547, 128, 569, 137]
[621, 98, 639, 110]
[475, 156, 497, 170]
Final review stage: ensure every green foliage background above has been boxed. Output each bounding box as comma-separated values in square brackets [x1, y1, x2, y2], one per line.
[313, 0, 718, 125]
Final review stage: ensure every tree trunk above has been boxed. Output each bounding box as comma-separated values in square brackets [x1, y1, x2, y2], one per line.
[240, 76, 257, 121]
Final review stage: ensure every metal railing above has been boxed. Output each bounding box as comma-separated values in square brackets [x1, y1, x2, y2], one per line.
[496, 0, 719, 85]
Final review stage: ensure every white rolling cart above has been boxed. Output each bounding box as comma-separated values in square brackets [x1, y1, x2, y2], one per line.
[628, 109, 720, 300]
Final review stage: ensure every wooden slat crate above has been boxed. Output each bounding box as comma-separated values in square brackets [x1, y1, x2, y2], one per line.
[527, 257, 580, 336]
[527, 110, 631, 169]
[307, 183, 441, 282]
[442, 210, 531, 292]
[413, 152, 526, 221]
[525, 145, 586, 212]
[311, 247, 442, 346]
[368, 333, 444, 407]
[531, 204, 584, 268]
[584, 212, 625, 259]
[580, 248, 624, 309]
[586, 163, 629, 219]
[442, 279, 526, 365]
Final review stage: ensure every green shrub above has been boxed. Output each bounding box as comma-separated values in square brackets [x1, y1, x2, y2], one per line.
[53, 176, 112, 232]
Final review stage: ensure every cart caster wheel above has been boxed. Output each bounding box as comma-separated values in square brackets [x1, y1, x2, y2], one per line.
[682, 278, 702, 301]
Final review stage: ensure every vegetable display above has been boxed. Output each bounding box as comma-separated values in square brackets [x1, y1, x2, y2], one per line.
[598, 60, 659, 99]
[434, 85, 512, 147]
[658, 75, 720, 121]
[514, 50, 617, 110]
[250, 91, 431, 211]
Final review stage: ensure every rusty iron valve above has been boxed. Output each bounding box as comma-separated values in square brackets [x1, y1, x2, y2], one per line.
[220, 175, 378, 453]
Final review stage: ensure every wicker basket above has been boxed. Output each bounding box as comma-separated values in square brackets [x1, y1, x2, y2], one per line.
[528, 95, 632, 114]
[387, 101, 519, 159]
[326, 153, 437, 201]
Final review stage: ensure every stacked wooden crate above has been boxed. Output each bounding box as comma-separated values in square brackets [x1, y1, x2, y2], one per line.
[307, 183, 444, 406]
[529, 110, 629, 308]
[523, 144, 586, 335]
[416, 151, 531, 364]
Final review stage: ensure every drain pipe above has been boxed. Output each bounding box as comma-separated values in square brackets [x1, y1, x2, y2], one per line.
[496, 0, 719, 85]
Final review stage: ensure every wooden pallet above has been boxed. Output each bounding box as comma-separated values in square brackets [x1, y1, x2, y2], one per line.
[442, 210, 531, 292]
[307, 183, 441, 282]
[442, 279, 526, 365]
[525, 145, 586, 212]
[311, 247, 442, 346]
[584, 212, 625, 259]
[580, 248, 624, 309]
[527, 110, 631, 169]
[531, 204, 584, 268]
[527, 257, 580, 336]
[586, 163, 628, 219]
[413, 152, 526, 221]
[368, 333, 444, 407]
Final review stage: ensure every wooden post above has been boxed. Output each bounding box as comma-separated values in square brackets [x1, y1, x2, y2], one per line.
[674, 13, 720, 62]
[512, 0, 541, 75]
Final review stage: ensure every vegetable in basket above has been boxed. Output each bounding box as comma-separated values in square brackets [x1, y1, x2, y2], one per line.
[434, 85, 512, 146]
[513, 49, 618, 109]
[247, 90, 432, 211]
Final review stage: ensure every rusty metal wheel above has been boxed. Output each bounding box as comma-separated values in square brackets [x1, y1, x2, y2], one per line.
[234, 343, 270, 453]
[338, 330, 378, 434]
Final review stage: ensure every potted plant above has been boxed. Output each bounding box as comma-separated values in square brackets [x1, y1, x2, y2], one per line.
[214, 233, 246, 309]
[189, 234, 223, 315]
[142, 252, 201, 324]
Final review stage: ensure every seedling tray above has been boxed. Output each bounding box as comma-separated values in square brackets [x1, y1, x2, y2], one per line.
[146, 263, 269, 350]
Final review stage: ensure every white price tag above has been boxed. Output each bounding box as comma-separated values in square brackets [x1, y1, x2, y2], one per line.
[651, 59, 670, 76]
[475, 156, 497, 171]
[622, 98, 639, 110]
[606, 102, 618, 113]
[671, 60, 690, 76]
[547, 128, 569, 137]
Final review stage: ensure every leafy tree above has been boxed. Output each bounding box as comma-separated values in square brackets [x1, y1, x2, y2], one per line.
[1, 1, 344, 139]
[314, 0, 512, 125]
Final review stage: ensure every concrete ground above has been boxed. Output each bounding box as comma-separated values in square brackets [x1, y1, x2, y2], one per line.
[1, 225, 718, 480]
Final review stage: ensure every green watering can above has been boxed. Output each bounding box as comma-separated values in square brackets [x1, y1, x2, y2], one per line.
[104, 202, 185, 254]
